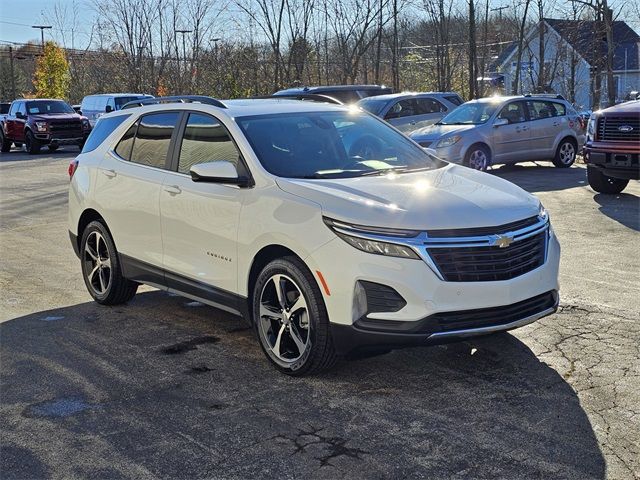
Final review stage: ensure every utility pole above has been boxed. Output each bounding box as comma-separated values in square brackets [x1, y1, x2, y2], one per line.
[8, 46, 16, 99]
[31, 25, 52, 50]
[490, 5, 508, 20]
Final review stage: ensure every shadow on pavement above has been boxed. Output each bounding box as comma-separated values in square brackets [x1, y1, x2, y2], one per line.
[593, 192, 640, 231]
[0, 148, 78, 163]
[1, 291, 605, 479]
[491, 163, 588, 193]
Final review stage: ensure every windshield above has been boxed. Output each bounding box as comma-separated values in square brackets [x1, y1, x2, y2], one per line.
[439, 101, 499, 125]
[357, 97, 387, 115]
[114, 96, 150, 109]
[26, 100, 75, 114]
[237, 111, 445, 179]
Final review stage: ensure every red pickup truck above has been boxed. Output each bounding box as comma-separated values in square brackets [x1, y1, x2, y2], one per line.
[584, 100, 640, 193]
[0, 99, 90, 154]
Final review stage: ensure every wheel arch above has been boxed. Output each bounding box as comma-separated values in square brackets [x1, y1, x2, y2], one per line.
[556, 134, 578, 151]
[247, 244, 302, 307]
[463, 141, 492, 163]
[76, 209, 111, 252]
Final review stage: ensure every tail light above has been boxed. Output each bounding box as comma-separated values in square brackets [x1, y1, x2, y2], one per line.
[68, 159, 79, 179]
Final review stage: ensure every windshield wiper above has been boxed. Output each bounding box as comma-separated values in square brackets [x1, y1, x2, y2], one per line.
[300, 169, 364, 179]
[359, 166, 433, 177]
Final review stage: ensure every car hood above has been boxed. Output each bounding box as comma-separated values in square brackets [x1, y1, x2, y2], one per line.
[30, 113, 82, 121]
[275, 164, 540, 231]
[410, 123, 477, 142]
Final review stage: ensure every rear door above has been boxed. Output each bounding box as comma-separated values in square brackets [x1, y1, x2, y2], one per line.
[160, 111, 245, 299]
[94, 111, 181, 271]
[526, 100, 563, 159]
[491, 100, 532, 163]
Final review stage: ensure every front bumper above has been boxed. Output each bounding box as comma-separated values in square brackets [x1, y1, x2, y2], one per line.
[584, 146, 640, 180]
[331, 290, 558, 356]
[34, 132, 86, 145]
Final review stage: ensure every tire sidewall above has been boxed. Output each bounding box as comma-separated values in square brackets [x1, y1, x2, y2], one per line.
[466, 145, 490, 171]
[252, 258, 326, 375]
[555, 139, 576, 167]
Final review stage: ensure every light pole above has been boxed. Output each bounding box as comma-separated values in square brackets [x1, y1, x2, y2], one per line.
[175, 29, 192, 75]
[31, 25, 52, 50]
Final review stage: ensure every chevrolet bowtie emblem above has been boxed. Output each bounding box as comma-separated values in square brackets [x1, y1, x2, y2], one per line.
[495, 235, 514, 248]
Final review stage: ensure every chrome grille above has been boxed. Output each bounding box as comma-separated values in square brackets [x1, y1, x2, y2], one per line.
[597, 116, 640, 142]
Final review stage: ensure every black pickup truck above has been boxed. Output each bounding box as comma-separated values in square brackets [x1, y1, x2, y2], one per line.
[1, 99, 90, 154]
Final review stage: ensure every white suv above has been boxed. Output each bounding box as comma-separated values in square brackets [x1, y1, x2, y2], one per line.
[68, 96, 560, 375]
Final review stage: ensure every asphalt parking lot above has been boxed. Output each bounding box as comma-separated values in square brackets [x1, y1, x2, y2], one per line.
[1, 146, 639, 479]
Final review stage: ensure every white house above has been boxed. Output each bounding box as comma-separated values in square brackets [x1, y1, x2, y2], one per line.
[491, 18, 640, 109]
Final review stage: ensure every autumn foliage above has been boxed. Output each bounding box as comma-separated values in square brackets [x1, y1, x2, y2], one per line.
[33, 41, 70, 99]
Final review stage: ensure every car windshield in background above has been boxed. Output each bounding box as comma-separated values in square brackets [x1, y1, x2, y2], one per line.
[114, 96, 149, 109]
[438, 101, 499, 125]
[237, 111, 445, 179]
[26, 100, 75, 114]
[357, 97, 387, 115]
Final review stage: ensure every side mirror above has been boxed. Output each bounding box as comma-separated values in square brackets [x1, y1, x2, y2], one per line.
[105, 105, 113, 113]
[77, 110, 82, 116]
[190, 161, 251, 187]
[15, 112, 25, 119]
[493, 118, 509, 127]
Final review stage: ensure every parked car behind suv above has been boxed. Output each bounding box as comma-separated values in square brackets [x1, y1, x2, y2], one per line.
[1, 99, 90, 154]
[584, 100, 639, 193]
[411, 95, 586, 171]
[273, 85, 393, 104]
[357, 92, 463, 133]
[81, 93, 154, 127]
[69, 96, 560, 375]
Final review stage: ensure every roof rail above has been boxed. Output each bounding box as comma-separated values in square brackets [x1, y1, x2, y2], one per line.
[253, 93, 343, 105]
[523, 93, 566, 100]
[121, 95, 227, 110]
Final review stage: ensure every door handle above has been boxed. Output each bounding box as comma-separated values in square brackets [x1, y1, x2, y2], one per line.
[164, 185, 181, 195]
[100, 169, 116, 178]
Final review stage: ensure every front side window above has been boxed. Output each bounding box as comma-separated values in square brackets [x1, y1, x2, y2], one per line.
[128, 112, 180, 169]
[385, 100, 416, 120]
[439, 101, 499, 125]
[498, 101, 526, 124]
[237, 111, 445, 179]
[114, 96, 150, 110]
[26, 100, 74, 114]
[9, 102, 18, 115]
[82, 114, 131, 153]
[177, 113, 241, 174]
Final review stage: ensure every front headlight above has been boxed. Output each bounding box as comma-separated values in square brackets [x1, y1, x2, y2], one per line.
[82, 119, 90, 129]
[435, 135, 462, 148]
[323, 217, 421, 259]
[35, 121, 48, 132]
[538, 203, 549, 222]
[587, 115, 595, 136]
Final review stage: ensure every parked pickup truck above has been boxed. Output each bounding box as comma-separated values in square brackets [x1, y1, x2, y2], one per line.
[584, 100, 640, 193]
[0, 98, 90, 154]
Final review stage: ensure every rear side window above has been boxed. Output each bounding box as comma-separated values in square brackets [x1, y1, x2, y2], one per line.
[129, 112, 180, 169]
[82, 115, 130, 153]
[177, 113, 241, 174]
[415, 98, 446, 114]
[115, 121, 137, 160]
[444, 95, 464, 106]
[527, 101, 566, 120]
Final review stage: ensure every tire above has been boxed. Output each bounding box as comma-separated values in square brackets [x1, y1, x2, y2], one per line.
[587, 165, 629, 194]
[252, 256, 338, 376]
[464, 145, 491, 171]
[25, 131, 41, 155]
[48, 145, 59, 152]
[80, 220, 138, 305]
[552, 138, 577, 168]
[0, 129, 11, 152]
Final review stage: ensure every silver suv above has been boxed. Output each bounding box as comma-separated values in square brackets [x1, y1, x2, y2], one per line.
[410, 95, 586, 170]
[358, 92, 463, 134]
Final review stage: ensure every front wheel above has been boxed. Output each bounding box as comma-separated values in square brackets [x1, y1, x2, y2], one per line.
[464, 145, 491, 171]
[80, 220, 138, 305]
[252, 257, 337, 376]
[552, 139, 576, 168]
[587, 165, 629, 194]
[25, 131, 41, 155]
[0, 129, 11, 152]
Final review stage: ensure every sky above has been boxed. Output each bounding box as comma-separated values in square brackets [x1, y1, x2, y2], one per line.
[1, 0, 638, 50]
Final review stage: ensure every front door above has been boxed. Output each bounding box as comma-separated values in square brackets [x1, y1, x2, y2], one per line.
[491, 101, 531, 163]
[160, 112, 244, 300]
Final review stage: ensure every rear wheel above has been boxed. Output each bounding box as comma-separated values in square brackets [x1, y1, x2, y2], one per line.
[552, 138, 576, 168]
[80, 220, 138, 305]
[25, 131, 41, 155]
[0, 129, 11, 152]
[464, 145, 491, 171]
[587, 165, 629, 194]
[253, 257, 337, 376]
